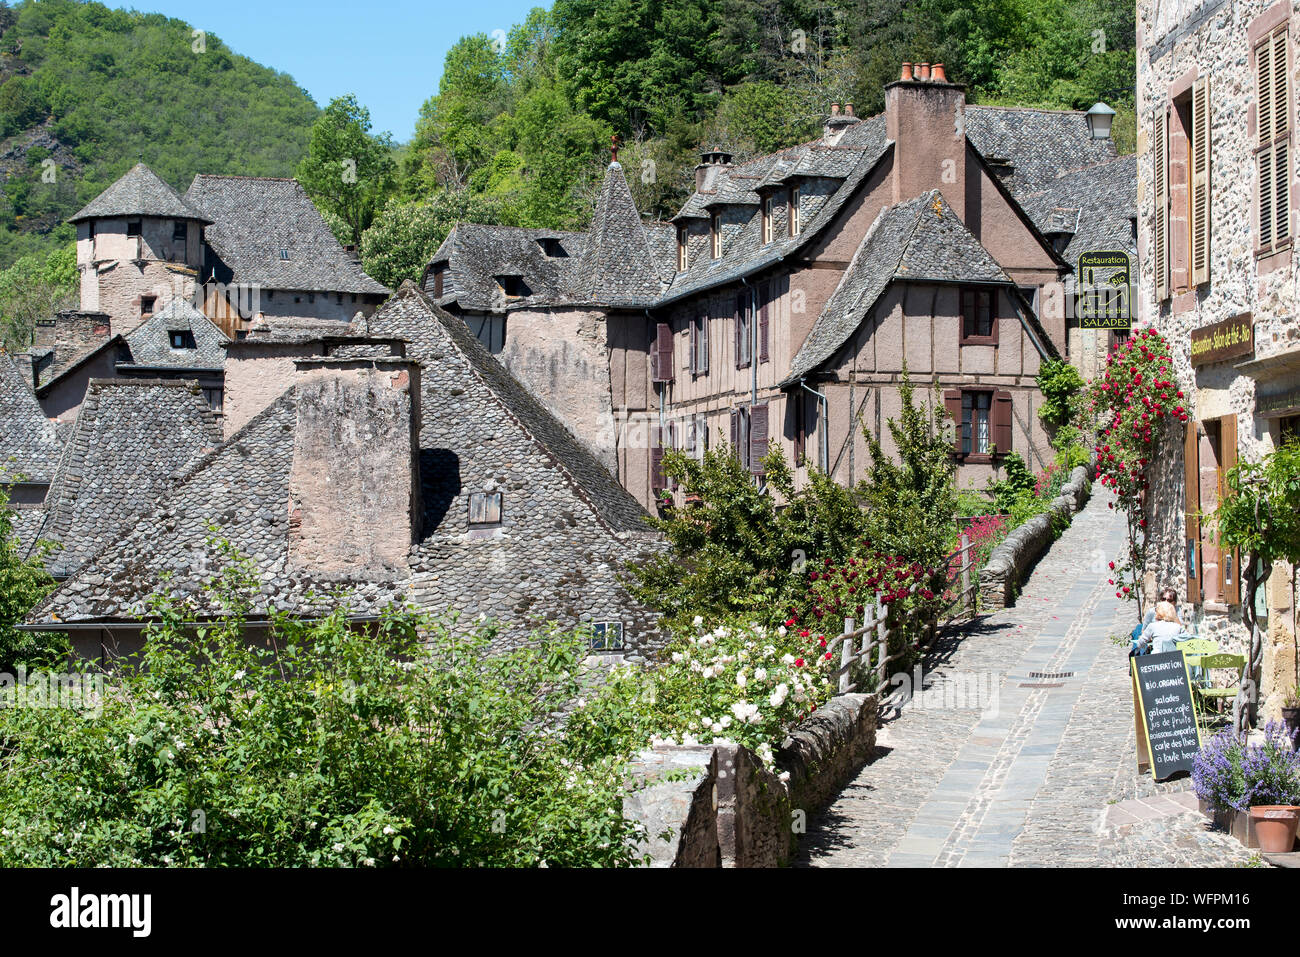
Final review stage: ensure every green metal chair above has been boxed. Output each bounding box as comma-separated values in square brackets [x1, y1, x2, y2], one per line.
[1192, 653, 1247, 730]
[1179, 638, 1220, 687]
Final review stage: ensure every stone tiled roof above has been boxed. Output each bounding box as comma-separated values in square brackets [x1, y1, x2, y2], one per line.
[1020, 154, 1138, 267]
[965, 105, 1119, 198]
[0, 350, 61, 484]
[31, 329, 129, 397]
[30, 284, 658, 637]
[40, 379, 222, 579]
[367, 283, 653, 536]
[784, 190, 1012, 384]
[184, 175, 388, 295]
[29, 383, 413, 624]
[119, 299, 229, 372]
[427, 224, 590, 311]
[572, 162, 666, 305]
[69, 163, 211, 224]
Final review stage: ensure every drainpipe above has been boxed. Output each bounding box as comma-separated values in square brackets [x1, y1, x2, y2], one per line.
[798, 377, 830, 474]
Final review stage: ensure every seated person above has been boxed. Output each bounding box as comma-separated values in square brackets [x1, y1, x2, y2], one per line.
[1138, 601, 1184, 655]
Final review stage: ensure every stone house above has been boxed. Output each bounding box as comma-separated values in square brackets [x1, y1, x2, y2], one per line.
[25, 284, 661, 663]
[426, 68, 1135, 511]
[1136, 0, 1300, 717]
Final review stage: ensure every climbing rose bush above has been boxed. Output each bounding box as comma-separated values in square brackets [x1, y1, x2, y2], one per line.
[1089, 329, 1188, 606]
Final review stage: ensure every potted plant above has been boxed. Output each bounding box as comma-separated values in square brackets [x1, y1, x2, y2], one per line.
[1244, 722, 1300, 854]
[1192, 727, 1254, 846]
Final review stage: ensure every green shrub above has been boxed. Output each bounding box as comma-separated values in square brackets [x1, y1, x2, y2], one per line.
[1037, 358, 1085, 429]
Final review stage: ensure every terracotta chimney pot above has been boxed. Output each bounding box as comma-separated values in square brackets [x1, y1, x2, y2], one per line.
[901, 62, 913, 81]
[931, 63, 947, 83]
[831, 103, 840, 116]
[918, 62, 931, 81]
[845, 102, 854, 117]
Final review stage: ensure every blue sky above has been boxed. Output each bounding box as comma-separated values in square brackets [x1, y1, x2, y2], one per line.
[114, 0, 542, 141]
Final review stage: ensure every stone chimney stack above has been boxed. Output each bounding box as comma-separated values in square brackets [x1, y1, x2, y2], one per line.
[33, 310, 111, 354]
[695, 147, 734, 193]
[287, 360, 423, 576]
[885, 61, 968, 212]
[823, 102, 860, 145]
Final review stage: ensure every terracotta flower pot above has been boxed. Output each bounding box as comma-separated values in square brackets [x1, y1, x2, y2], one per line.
[1248, 806, 1300, 853]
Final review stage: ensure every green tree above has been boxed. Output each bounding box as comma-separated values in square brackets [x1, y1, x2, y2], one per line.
[0, 242, 77, 350]
[0, 484, 62, 671]
[297, 95, 397, 247]
[359, 191, 507, 289]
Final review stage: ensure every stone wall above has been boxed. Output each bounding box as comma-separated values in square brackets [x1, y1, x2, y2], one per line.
[979, 464, 1092, 610]
[624, 692, 879, 867]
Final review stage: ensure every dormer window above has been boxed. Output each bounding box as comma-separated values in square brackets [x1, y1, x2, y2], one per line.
[169, 330, 197, 350]
[676, 226, 689, 271]
[432, 263, 447, 298]
[762, 195, 774, 245]
[469, 491, 503, 528]
[537, 237, 567, 258]
[172, 221, 187, 241]
[710, 213, 722, 259]
[788, 186, 801, 236]
[127, 220, 142, 237]
[279, 248, 291, 261]
[496, 275, 531, 299]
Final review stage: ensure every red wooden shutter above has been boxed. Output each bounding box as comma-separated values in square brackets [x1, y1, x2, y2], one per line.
[653, 322, 674, 382]
[749, 404, 768, 474]
[1184, 421, 1201, 602]
[758, 283, 770, 362]
[943, 389, 962, 454]
[991, 390, 1013, 456]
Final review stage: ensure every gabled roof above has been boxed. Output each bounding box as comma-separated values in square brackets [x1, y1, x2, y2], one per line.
[69, 163, 211, 225]
[184, 175, 388, 296]
[39, 379, 222, 579]
[0, 350, 61, 485]
[964, 105, 1119, 198]
[119, 299, 230, 372]
[32, 330, 128, 398]
[426, 224, 590, 310]
[28, 381, 413, 625]
[366, 283, 653, 536]
[1021, 154, 1138, 267]
[571, 162, 666, 304]
[784, 190, 1014, 384]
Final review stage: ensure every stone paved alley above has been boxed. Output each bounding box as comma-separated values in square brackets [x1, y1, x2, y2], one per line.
[798, 491, 1258, 868]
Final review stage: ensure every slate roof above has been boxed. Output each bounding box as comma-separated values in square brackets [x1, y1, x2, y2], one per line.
[29, 283, 654, 628]
[0, 350, 61, 485]
[119, 299, 230, 372]
[367, 283, 653, 536]
[39, 379, 222, 579]
[572, 162, 666, 305]
[184, 175, 388, 296]
[427, 224, 590, 311]
[964, 105, 1119, 198]
[69, 163, 212, 225]
[1020, 154, 1138, 267]
[784, 190, 1016, 384]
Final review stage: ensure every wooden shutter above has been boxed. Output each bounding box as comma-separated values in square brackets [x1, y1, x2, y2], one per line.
[1184, 421, 1202, 602]
[1155, 104, 1169, 300]
[688, 314, 698, 374]
[943, 389, 962, 455]
[1191, 77, 1211, 286]
[734, 293, 746, 368]
[793, 390, 806, 463]
[653, 322, 673, 382]
[730, 408, 741, 461]
[1220, 414, 1240, 606]
[749, 404, 769, 475]
[991, 391, 1013, 456]
[758, 283, 770, 362]
[650, 444, 665, 493]
[989, 290, 1000, 344]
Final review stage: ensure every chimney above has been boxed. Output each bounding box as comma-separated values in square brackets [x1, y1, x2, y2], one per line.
[695, 146, 733, 192]
[221, 332, 408, 439]
[287, 360, 423, 576]
[885, 61, 968, 212]
[33, 310, 111, 353]
[900, 62, 913, 81]
[931, 63, 947, 83]
[823, 101, 861, 145]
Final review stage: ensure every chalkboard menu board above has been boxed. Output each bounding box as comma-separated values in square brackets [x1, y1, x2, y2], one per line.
[1131, 651, 1202, 781]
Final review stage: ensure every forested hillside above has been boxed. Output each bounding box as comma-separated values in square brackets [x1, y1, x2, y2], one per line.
[0, 0, 320, 268]
[362, 0, 1135, 285]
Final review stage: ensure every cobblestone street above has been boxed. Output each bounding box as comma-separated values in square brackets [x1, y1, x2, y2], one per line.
[798, 491, 1258, 868]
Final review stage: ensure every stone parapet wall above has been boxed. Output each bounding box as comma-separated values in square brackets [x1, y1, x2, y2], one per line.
[623, 692, 878, 867]
[979, 464, 1092, 610]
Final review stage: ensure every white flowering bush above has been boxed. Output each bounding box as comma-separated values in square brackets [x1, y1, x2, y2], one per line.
[567, 616, 840, 775]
